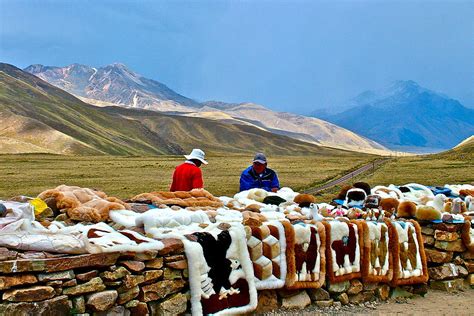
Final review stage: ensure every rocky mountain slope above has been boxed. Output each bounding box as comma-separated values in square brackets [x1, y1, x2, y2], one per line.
[1, 63, 340, 156]
[25, 63, 389, 154]
[25, 63, 199, 112]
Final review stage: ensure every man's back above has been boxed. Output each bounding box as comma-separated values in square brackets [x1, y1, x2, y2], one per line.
[170, 162, 203, 191]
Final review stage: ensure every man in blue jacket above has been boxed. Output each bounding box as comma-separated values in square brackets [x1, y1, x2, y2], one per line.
[239, 153, 280, 192]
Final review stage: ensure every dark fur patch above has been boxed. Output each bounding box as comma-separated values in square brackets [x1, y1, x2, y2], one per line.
[353, 182, 371, 196]
[347, 190, 366, 203]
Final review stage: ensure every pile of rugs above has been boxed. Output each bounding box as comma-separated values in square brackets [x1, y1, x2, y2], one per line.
[0, 182, 473, 315]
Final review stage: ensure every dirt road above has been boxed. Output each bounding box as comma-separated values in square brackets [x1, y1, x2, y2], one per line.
[303, 158, 391, 194]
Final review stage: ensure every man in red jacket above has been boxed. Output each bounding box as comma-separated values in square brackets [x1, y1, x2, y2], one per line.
[170, 149, 208, 191]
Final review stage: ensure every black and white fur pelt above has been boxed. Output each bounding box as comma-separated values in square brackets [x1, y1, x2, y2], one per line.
[344, 188, 368, 207]
[192, 231, 241, 299]
[365, 194, 381, 210]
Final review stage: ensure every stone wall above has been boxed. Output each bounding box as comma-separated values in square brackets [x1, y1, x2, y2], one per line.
[420, 221, 474, 292]
[0, 239, 188, 316]
[1, 221, 474, 315]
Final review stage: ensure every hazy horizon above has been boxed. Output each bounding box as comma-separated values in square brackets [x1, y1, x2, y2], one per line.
[1, 0, 473, 114]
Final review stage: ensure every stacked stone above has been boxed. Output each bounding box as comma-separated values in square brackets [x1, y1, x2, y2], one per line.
[0, 239, 188, 316]
[420, 222, 473, 292]
[254, 280, 409, 313]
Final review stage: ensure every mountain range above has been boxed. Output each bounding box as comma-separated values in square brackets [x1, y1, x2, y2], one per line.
[0, 63, 348, 156]
[20, 62, 472, 154]
[25, 63, 389, 154]
[320, 81, 474, 152]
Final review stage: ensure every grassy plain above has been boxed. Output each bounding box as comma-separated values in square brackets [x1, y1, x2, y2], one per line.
[313, 154, 474, 202]
[1, 149, 472, 202]
[0, 153, 372, 199]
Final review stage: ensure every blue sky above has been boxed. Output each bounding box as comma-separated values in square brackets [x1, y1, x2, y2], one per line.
[1, 0, 473, 113]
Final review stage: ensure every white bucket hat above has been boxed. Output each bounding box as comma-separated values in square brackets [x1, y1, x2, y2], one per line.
[184, 148, 208, 164]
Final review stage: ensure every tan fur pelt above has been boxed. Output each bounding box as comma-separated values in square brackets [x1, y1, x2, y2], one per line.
[443, 201, 453, 213]
[293, 194, 316, 207]
[415, 206, 441, 221]
[361, 219, 393, 283]
[130, 189, 223, 208]
[37, 185, 129, 223]
[186, 206, 220, 211]
[390, 220, 428, 286]
[284, 221, 326, 289]
[461, 217, 474, 253]
[397, 201, 417, 218]
[242, 211, 267, 227]
[244, 204, 262, 213]
[380, 198, 400, 213]
[460, 189, 474, 197]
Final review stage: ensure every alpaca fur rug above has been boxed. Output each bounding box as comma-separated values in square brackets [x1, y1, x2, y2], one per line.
[130, 189, 223, 208]
[38, 185, 130, 223]
[461, 217, 474, 253]
[245, 220, 288, 290]
[390, 220, 428, 286]
[322, 219, 363, 283]
[283, 220, 326, 289]
[361, 220, 393, 283]
[148, 222, 257, 316]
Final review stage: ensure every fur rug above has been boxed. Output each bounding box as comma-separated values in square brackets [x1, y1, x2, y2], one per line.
[283, 220, 326, 289]
[130, 189, 223, 208]
[361, 220, 393, 283]
[245, 220, 288, 290]
[322, 219, 363, 283]
[148, 222, 257, 316]
[390, 220, 428, 286]
[38, 185, 130, 222]
[0, 201, 163, 254]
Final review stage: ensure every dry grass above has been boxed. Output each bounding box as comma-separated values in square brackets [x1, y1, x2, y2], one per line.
[0, 153, 371, 199]
[2, 153, 471, 202]
[313, 155, 474, 203]
[360, 156, 473, 185]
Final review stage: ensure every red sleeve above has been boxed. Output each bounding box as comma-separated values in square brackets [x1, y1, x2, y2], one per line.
[192, 167, 204, 189]
[170, 169, 177, 191]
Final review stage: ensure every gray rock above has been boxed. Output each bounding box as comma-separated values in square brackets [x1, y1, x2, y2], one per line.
[93, 306, 130, 316]
[86, 290, 118, 312]
[316, 299, 334, 308]
[73, 296, 86, 313]
[307, 288, 330, 301]
[0, 295, 69, 315]
[149, 292, 187, 316]
[38, 270, 75, 282]
[337, 292, 349, 305]
[429, 263, 468, 280]
[327, 280, 350, 294]
[281, 291, 311, 309]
